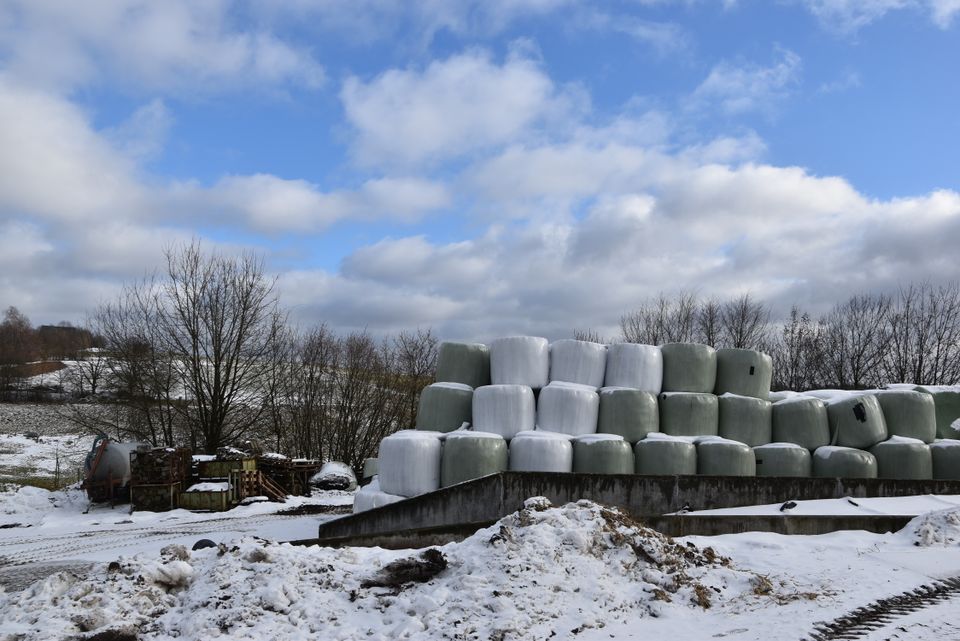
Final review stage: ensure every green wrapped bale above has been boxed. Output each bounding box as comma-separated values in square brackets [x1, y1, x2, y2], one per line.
[634, 434, 697, 475]
[572, 434, 635, 474]
[659, 392, 718, 437]
[597, 387, 659, 443]
[772, 396, 830, 451]
[753, 443, 812, 477]
[436, 342, 490, 389]
[440, 431, 508, 487]
[362, 457, 379, 481]
[416, 383, 474, 432]
[660, 343, 717, 393]
[508, 430, 573, 472]
[697, 437, 755, 476]
[869, 436, 932, 480]
[718, 394, 772, 446]
[931, 439, 960, 480]
[876, 390, 937, 443]
[827, 395, 888, 450]
[813, 446, 878, 479]
[915, 386, 960, 439]
[714, 348, 773, 400]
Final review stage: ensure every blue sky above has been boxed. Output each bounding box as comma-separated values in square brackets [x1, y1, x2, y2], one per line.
[1, 0, 958, 340]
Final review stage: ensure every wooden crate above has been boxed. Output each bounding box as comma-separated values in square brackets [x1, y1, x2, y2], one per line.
[198, 457, 256, 479]
[179, 489, 232, 512]
[131, 482, 181, 512]
[130, 448, 191, 485]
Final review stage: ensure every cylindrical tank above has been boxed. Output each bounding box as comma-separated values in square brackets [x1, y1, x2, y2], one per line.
[603, 343, 662, 393]
[876, 390, 937, 443]
[572, 434, 634, 474]
[753, 443, 812, 477]
[660, 343, 717, 393]
[508, 431, 573, 473]
[549, 339, 607, 389]
[697, 437, 755, 476]
[536, 383, 599, 436]
[378, 430, 443, 497]
[718, 394, 772, 446]
[634, 435, 697, 475]
[597, 387, 659, 443]
[869, 437, 932, 480]
[353, 478, 405, 513]
[415, 383, 473, 432]
[931, 439, 960, 480]
[362, 457, 379, 481]
[86, 440, 143, 487]
[472, 384, 536, 440]
[827, 395, 888, 450]
[714, 348, 773, 400]
[658, 392, 719, 437]
[813, 446, 878, 479]
[772, 396, 830, 451]
[490, 336, 550, 389]
[440, 431, 508, 487]
[435, 341, 490, 389]
[915, 386, 960, 439]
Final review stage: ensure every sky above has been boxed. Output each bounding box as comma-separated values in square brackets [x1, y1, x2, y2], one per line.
[1, 0, 958, 342]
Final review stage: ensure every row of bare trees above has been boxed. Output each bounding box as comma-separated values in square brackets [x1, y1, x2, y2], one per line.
[58, 242, 437, 473]
[609, 284, 960, 391]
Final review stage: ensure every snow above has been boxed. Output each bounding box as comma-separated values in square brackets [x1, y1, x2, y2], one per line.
[685, 494, 960, 516]
[430, 381, 474, 392]
[572, 433, 625, 444]
[185, 482, 230, 492]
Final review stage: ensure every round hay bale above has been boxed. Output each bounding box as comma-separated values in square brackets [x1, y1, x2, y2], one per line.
[714, 348, 773, 400]
[472, 384, 535, 440]
[603, 343, 662, 393]
[660, 343, 716, 393]
[658, 392, 718, 437]
[490, 336, 549, 389]
[634, 434, 697, 475]
[549, 339, 607, 389]
[772, 396, 830, 451]
[572, 434, 634, 474]
[718, 394, 772, 446]
[536, 383, 599, 437]
[826, 395, 888, 450]
[508, 430, 573, 473]
[869, 436, 932, 480]
[812, 445, 877, 479]
[416, 383, 473, 433]
[753, 443, 812, 477]
[440, 431, 508, 487]
[597, 387, 659, 443]
[697, 437, 755, 476]
[436, 341, 490, 389]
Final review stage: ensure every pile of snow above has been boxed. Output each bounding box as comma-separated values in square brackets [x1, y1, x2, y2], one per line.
[901, 508, 960, 547]
[0, 498, 770, 640]
[185, 482, 230, 493]
[0, 484, 89, 526]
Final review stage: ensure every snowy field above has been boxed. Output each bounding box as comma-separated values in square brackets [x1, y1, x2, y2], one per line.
[0, 403, 101, 487]
[1, 487, 960, 640]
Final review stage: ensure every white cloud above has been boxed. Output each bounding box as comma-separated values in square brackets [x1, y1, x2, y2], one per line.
[929, 0, 960, 26]
[797, 0, 960, 32]
[691, 48, 802, 116]
[0, 0, 324, 94]
[103, 99, 173, 162]
[341, 51, 580, 167]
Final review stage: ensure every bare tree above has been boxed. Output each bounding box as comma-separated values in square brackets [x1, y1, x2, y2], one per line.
[820, 293, 891, 389]
[719, 293, 771, 349]
[620, 292, 699, 344]
[695, 298, 723, 347]
[392, 328, 438, 429]
[771, 306, 824, 391]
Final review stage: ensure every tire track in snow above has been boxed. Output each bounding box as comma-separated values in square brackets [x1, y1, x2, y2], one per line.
[806, 576, 960, 640]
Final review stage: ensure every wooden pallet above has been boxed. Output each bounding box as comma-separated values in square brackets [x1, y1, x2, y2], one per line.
[131, 482, 181, 512]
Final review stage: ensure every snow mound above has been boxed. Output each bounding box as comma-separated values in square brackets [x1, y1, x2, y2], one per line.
[901, 508, 960, 547]
[0, 498, 768, 640]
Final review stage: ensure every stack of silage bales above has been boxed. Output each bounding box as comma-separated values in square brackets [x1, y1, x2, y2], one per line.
[356, 335, 960, 512]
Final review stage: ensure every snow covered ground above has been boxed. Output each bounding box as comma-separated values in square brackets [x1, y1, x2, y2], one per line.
[1, 489, 960, 640]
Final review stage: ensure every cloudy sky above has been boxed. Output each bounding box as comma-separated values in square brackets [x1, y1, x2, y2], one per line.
[1, 0, 958, 341]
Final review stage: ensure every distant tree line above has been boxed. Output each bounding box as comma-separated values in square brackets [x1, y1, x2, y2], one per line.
[579, 284, 960, 391]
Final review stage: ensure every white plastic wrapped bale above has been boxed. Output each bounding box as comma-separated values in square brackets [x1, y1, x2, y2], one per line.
[931, 439, 960, 480]
[813, 446, 878, 479]
[696, 437, 756, 477]
[876, 390, 937, 443]
[353, 477, 405, 514]
[915, 386, 960, 439]
[753, 443, 812, 477]
[362, 457, 378, 481]
[572, 434, 634, 474]
[508, 430, 573, 473]
[660, 343, 717, 393]
[717, 394, 772, 447]
[536, 383, 600, 437]
[435, 341, 490, 389]
[472, 384, 535, 440]
[415, 382, 474, 433]
[827, 394, 889, 450]
[490, 336, 549, 389]
[869, 436, 932, 480]
[603, 343, 662, 393]
[597, 387, 659, 443]
[634, 433, 697, 475]
[377, 430, 444, 497]
[772, 396, 830, 451]
[714, 348, 773, 400]
[440, 431, 508, 487]
[309, 461, 358, 491]
[549, 339, 607, 389]
[658, 392, 719, 437]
